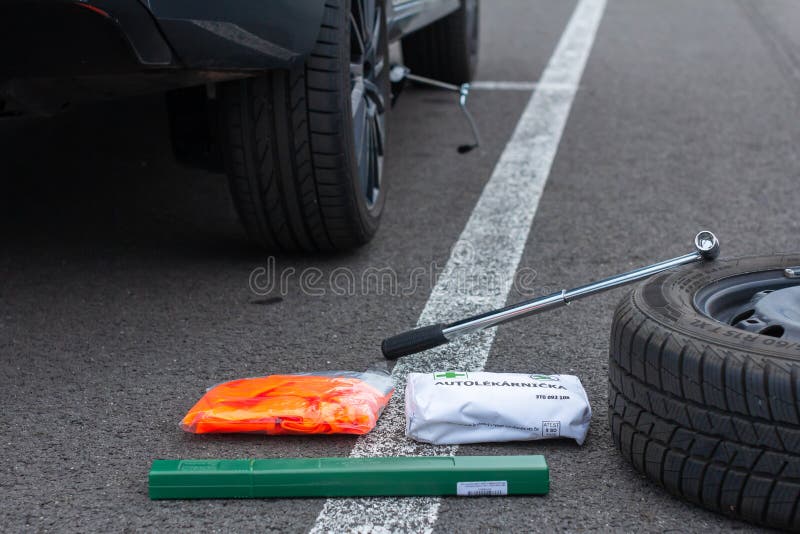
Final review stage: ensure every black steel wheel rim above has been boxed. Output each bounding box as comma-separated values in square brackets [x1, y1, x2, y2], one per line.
[694, 270, 800, 342]
[350, 0, 386, 210]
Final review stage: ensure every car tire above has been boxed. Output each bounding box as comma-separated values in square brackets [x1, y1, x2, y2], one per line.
[609, 254, 800, 530]
[218, 0, 389, 252]
[401, 0, 479, 84]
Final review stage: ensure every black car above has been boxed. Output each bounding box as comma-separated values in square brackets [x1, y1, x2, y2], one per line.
[1, 0, 480, 251]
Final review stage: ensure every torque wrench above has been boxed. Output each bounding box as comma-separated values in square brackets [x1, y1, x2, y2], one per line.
[382, 231, 720, 360]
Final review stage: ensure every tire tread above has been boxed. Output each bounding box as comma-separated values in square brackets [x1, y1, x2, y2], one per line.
[609, 267, 800, 529]
[219, 0, 385, 252]
[401, 0, 477, 84]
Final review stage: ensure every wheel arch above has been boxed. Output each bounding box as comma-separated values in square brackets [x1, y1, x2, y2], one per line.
[145, 0, 329, 70]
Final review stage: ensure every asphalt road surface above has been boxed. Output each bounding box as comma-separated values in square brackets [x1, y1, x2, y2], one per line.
[2, 0, 800, 532]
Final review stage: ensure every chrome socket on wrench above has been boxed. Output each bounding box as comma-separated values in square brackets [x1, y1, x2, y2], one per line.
[382, 231, 721, 360]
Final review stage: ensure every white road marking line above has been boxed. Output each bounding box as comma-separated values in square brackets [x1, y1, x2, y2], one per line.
[310, 0, 607, 531]
[465, 81, 579, 91]
[470, 80, 538, 90]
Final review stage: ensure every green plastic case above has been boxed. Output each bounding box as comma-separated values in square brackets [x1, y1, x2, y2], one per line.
[149, 455, 549, 499]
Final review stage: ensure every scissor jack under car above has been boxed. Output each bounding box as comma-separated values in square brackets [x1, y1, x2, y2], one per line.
[390, 65, 482, 153]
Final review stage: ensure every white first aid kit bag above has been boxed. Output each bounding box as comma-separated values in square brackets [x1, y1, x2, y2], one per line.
[405, 371, 592, 445]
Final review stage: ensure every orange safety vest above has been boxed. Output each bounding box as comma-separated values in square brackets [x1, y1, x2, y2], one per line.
[181, 374, 393, 435]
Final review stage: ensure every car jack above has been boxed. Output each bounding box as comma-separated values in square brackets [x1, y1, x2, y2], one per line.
[390, 65, 482, 153]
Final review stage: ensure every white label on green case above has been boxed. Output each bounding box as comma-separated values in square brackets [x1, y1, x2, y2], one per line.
[456, 481, 508, 496]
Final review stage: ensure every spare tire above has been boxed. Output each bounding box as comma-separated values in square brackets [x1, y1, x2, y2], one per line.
[609, 254, 800, 530]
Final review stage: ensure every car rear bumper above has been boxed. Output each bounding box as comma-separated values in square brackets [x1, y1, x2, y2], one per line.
[145, 0, 325, 71]
[0, 0, 325, 113]
[0, 1, 174, 81]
